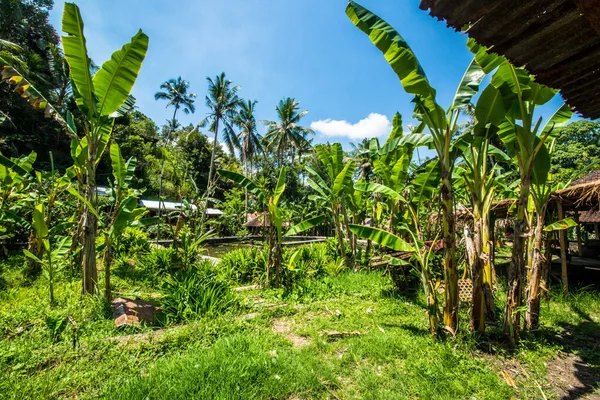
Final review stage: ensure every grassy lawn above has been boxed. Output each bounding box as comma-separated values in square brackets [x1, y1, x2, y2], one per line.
[1, 254, 599, 399]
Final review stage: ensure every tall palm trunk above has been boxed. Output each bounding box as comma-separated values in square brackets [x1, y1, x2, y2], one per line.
[525, 207, 546, 330]
[503, 176, 531, 344]
[440, 164, 458, 331]
[207, 118, 220, 196]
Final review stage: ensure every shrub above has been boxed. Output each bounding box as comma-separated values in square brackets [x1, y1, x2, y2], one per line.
[218, 246, 267, 285]
[139, 247, 176, 274]
[160, 261, 236, 322]
[115, 227, 151, 257]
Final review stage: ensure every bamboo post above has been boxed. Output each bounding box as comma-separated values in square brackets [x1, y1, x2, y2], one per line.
[574, 210, 583, 257]
[557, 200, 569, 296]
[595, 223, 599, 239]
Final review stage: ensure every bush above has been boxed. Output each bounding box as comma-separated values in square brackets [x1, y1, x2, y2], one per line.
[218, 246, 267, 285]
[139, 247, 176, 275]
[115, 227, 151, 257]
[160, 261, 236, 322]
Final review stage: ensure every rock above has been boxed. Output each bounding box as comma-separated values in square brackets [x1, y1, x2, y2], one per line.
[112, 297, 156, 328]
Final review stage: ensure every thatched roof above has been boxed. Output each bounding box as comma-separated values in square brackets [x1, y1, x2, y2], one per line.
[491, 171, 600, 217]
[419, 0, 600, 119]
[580, 210, 600, 224]
[552, 177, 600, 210]
[245, 212, 270, 228]
[244, 212, 290, 228]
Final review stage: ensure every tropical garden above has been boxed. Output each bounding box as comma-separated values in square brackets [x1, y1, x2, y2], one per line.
[1, 0, 600, 398]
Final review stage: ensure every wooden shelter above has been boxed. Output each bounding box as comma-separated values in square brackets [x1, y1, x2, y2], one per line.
[490, 171, 600, 291]
[419, 0, 600, 120]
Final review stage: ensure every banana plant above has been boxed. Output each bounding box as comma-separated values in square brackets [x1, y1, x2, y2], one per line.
[349, 223, 441, 335]
[524, 107, 582, 330]
[347, 1, 488, 332]
[23, 204, 72, 304]
[217, 167, 325, 287]
[0, 152, 36, 246]
[468, 42, 570, 343]
[60, 3, 149, 295]
[455, 137, 510, 332]
[355, 113, 433, 237]
[305, 143, 357, 268]
[101, 143, 158, 300]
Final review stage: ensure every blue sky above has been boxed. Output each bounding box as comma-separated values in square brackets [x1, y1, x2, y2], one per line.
[48, 1, 569, 155]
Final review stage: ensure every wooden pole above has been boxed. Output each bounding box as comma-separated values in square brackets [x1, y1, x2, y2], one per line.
[557, 200, 569, 296]
[595, 223, 599, 239]
[574, 210, 583, 257]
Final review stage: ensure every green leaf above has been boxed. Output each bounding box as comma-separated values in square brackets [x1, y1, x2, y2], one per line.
[110, 143, 126, 188]
[346, 1, 445, 129]
[331, 143, 344, 177]
[0, 153, 28, 177]
[354, 182, 406, 203]
[532, 138, 551, 185]
[451, 57, 486, 111]
[540, 103, 572, 139]
[474, 84, 506, 136]
[332, 160, 355, 197]
[23, 249, 42, 264]
[285, 215, 326, 237]
[306, 177, 327, 198]
[67, 187, 100, 219]
[349, 224, 414, 252]
[544, 218, 577, 232]
[32, 203, 48, 239]
[93, 30, 148, 116]
[62, 3, 95, 116]
[217, 169, 265, 204]
[272, 167, 287, 206]
[129, 217, 160, 228]
[411, 160, 441, 209]
[113, 196, 139, 232]
[467, 38, 504, 74]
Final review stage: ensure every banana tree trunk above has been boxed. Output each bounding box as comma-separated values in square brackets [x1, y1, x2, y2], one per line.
[481, 212, 495, 320]
[440, 165, 458, 332]
[82, 176, 98, 295]
[503, 176, 531, 344]
[469, 222, 485, 332]
[332, 201, 349, 268]
[525, 209, 546, 330]
[420, 262, 439, 335]
[341, 203, 355, 266]
[103, 234, 113, 301]
[266, 224, 283, 288]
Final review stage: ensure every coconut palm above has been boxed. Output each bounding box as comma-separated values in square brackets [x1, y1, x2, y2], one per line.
[199, 72, 242, 194]
[154, 76, 196, 131]
[263, 97, 314, 167]
[233, 99, 263, 177]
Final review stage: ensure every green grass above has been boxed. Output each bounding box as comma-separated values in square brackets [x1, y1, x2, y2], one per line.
[1, 253, 599, 399]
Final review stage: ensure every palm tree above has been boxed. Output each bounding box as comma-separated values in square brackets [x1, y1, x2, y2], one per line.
[199, 72, 242, 194]
[154, 76, 197, 131]
[233, 99, 263, 176]
[263, 98, 314, 167]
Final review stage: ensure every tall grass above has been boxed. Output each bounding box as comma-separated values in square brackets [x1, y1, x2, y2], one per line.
[160, 261, 236, 323]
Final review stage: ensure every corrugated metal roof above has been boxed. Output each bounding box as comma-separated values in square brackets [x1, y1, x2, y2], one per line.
[419, 0, 600, 119]
[139, 199, 223, 215]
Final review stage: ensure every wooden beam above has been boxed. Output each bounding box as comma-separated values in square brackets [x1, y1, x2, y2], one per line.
[558, 200, 569, 296]
[575, 210, 583, 257]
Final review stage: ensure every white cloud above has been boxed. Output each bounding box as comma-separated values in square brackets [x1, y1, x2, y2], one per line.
[310, 113, 391, 140]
